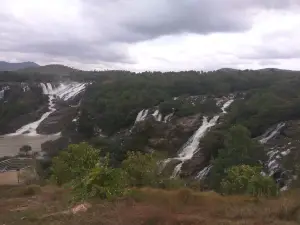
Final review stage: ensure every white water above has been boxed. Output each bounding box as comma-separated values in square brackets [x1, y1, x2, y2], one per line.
[164, 113, 173, 123]
[169, 98, 234, 177]
[135, 109, 149, 123]
[0, 90, 4, 100]
[0, 86, 10, 100]
[152, 110, 163, 122]
[221, 99, 234, 113]
[196, 165, 213, 180]
[5, 82, 86, 136]
[0, 82, 86, 157]
[259, 122, 285, 144]
[258, 122, 287, 176]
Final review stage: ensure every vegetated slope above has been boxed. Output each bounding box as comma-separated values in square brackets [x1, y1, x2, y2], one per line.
[3, 68, 300, 189]
[17, 64, 80, 76]
[0, 61, 39, 71]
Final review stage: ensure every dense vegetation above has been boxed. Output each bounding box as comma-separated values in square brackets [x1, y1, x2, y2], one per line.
[0, 83, 47, 133]
[75, 69, 300, 138]
[50, 141, 276, 201]
[2, 69, 300, 192]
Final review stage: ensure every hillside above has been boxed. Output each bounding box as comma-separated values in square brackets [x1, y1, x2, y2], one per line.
[17, 64, 80, 75]
[2, 68, 300, 193]
[0, 61, 39, 71]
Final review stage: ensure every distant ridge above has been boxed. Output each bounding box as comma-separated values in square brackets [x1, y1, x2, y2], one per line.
[0, 61, 39, 71]
[17, 64, 80, 76]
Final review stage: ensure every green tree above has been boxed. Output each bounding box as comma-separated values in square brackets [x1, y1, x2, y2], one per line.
[221, 165, 278, 197]
[122, 151, 160, 187]
[51, 142, 100, 185]
[210, 125, 265, 190]
[72, 155, 128, 201]
[19, 145, 32, 157]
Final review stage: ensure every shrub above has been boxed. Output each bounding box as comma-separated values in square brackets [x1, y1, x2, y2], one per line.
[247, 173, 278, 197]
[122, 151, 160, 187]
[51, 142, 100, 185]
[221, 165, 278, 197]
[71, 156, 129, 201]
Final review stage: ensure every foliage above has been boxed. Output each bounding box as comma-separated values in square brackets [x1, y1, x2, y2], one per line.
[51, 142, 100, 185]
[122, 151, 161, 187]
[247, 172, 278, 197]
[19, 145, 32, 156]
[210, 125, 265, 190]
[221, 165, 278, 197]
[71, 156, 128, 201]
[78, 69, 298, 136]
[0, 84, 46, 134]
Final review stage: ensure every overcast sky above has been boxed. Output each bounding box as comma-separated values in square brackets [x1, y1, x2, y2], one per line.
[1, 0, 300, 71]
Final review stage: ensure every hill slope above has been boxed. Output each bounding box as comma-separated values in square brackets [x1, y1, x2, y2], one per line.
[18, 64, 79, 75]
[0, 61, 39, 71]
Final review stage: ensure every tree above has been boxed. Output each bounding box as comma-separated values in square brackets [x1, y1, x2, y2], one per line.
[72, 155, 128, 201]
[210, 125, 265, 190]
[122, 151, 161, 187]
[19, 145, 32, 157]
[221, 165, 278, 197]
[51, 142, 100, 185]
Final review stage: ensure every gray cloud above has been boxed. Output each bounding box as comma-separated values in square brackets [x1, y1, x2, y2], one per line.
[1, 0, 299, 67]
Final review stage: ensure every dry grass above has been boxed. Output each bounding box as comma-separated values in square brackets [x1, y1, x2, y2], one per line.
[1, 185, 300, 225]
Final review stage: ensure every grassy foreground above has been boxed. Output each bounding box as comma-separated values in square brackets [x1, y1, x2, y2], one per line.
[1, 185, 300, 225]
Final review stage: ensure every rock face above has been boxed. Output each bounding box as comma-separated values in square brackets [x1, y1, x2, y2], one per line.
[122, 114, 203, 157]
[257, 120, 300, 188]
[37, 107, 78, 134]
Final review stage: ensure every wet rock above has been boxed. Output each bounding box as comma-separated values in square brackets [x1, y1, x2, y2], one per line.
[161, 158, 182, 176]
[180, 155, 207, 178]
[1, 105, 48, 135]
[37, 107, 78, 134]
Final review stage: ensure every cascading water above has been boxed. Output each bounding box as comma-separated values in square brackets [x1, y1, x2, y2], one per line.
[135, 109, 149, 123]
[258, 122, 286, 175]
[164, 113, 173, 123]
[168, 98, 234, 178]
[0, 82, 87, 157]
[6, 82, 86, 136]
[196, 165, 213, 180]
[152, 110, 162, 122]
[259, 122, 285, 144]
[258, 122, 295, 191]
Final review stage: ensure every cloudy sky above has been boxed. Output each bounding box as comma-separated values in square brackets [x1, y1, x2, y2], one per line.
[1, 0, 300, 71]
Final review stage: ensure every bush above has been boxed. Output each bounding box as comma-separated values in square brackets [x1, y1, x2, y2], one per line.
[122, 151, 160, 187]
[221, 165, 278, 197]
[71, 156, 128, 201]
[210, 125, 265, 190]
[247, 173, 278, 197]
[51, 142, 100, 185]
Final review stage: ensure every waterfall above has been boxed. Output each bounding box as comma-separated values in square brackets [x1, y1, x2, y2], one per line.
[169, 98, 235, 177]
[196, 165, 213, 180]
[135, 110, 145, 123]
[40, 83, 49, 94]
[152, 110, 163, 122]
[135, 109, 149, 123]
[259, 122, 285, 144]
[258, 122, 287, 176]
[46, 83, 53, 93]
[5, 82, 86, 136]
[0, 90, 4, 100]
[164, 113, 173, 123]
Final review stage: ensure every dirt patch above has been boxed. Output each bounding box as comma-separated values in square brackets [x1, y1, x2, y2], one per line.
[0, 171, 19, 185]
